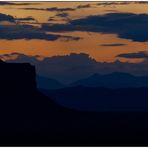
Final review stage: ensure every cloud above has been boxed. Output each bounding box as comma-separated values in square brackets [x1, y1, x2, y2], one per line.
[20, 7, 75, 12]
[105, 10, 119, 12]
[96, 2, 131, 6]
[0, 24, 60, 40]
[54, 12, 71, 22]
[15, 16, 36, 21]
[41, 12, 148, 42]
[2, 52, 148, 83]
[77, 4, 92, 9]
[0, 13, 80, 41]
[20, 4, 93, 13]
[100, 43, 126, 46]
[134, 2, 148, 4]
[0, 13, 15, 22]
[117, 51, 148, 59]
[55, 12, 69, 18]
[46, 7, 75, 12]
[0, 2, 14, 5]
[19, 8, 44, 11]
[0, 24, 80, 41]
[0, 2, 39, 5]
[4, 53, 97, 83]
[48, 16, 56, 21]
[59, 35, 81, 41]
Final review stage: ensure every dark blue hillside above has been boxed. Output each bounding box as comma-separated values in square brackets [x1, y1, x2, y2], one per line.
[70, 72, 148, 88]
[41, 86, 148, 111]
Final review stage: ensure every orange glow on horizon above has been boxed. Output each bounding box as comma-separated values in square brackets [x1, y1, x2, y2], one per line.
[0, 2, 148, 63]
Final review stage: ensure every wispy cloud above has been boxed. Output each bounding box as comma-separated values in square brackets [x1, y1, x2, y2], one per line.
[96, 2, 131, 6]
[0, 2, 40, 5]
[15, 16, 36, 21]
[77, 4, 92, 9]
[19, 3, 93, 13]
[55, 12, 69, 18]
[117, 51, 148, 59]
[20, 7, 75, 12]
[100, 43, 126, 47]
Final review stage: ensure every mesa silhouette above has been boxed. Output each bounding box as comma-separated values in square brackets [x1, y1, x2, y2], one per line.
[0, 60, 68, 145]
[1, 60, 148, 146]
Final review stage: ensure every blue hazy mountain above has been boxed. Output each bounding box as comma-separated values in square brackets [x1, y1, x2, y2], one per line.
[41, 86, 148, 112]
[70, 72, 148, 88]
[36, 75, 65, 89]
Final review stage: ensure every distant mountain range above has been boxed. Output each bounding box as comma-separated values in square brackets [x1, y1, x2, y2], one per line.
[36, 75, 65, 89]
[37, 72, 148, 89]
[70, 72, 148, 88]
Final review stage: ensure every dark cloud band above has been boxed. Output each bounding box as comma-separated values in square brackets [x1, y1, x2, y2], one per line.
[100, 43, 126, 47]
[117, 51, 148, 59]
[42, 12, 148, 42]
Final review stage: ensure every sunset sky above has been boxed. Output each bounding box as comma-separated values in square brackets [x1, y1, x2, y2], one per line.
[1, 1, 148, 82]
[0, 1, 148, 62]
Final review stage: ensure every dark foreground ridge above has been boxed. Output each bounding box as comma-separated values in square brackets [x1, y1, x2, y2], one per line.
[42, 86, 148, 111]
[1, 61, 148, 146]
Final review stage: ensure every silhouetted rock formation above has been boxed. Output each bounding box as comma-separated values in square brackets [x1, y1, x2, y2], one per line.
[2, 61, 148, 146]
[0, 62, 36, 93]
[0, 61, 65, 142]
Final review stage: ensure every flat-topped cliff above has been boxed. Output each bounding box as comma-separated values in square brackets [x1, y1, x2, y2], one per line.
[0, 61, 63, 136]
[0, 61, 36, 93]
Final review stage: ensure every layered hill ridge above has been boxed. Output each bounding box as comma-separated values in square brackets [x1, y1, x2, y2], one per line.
[37, 72, 148, 89]
[70, 72, 148, 88]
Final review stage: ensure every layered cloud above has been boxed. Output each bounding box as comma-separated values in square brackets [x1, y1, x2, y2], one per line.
[0, 2, 39, 5]
[0, 13, 15, 22]
[16, 16, 36, 21]
[0, 13, 80, 41]
[96, 1, 148, 6]
[117, 51, 148, 59]
[1, 53, 148, 83]
[55, 12, 69, 18]
[0, 25, 80, 41]
[20, 3, 93, 12]
[100, 43, 126, 46]
[77, 4, 92, 9]
[0, 24, 60, 40]
[42, 12, 148, 42]
[96, 2, 131, 6]
[21, 7, 75, 12]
